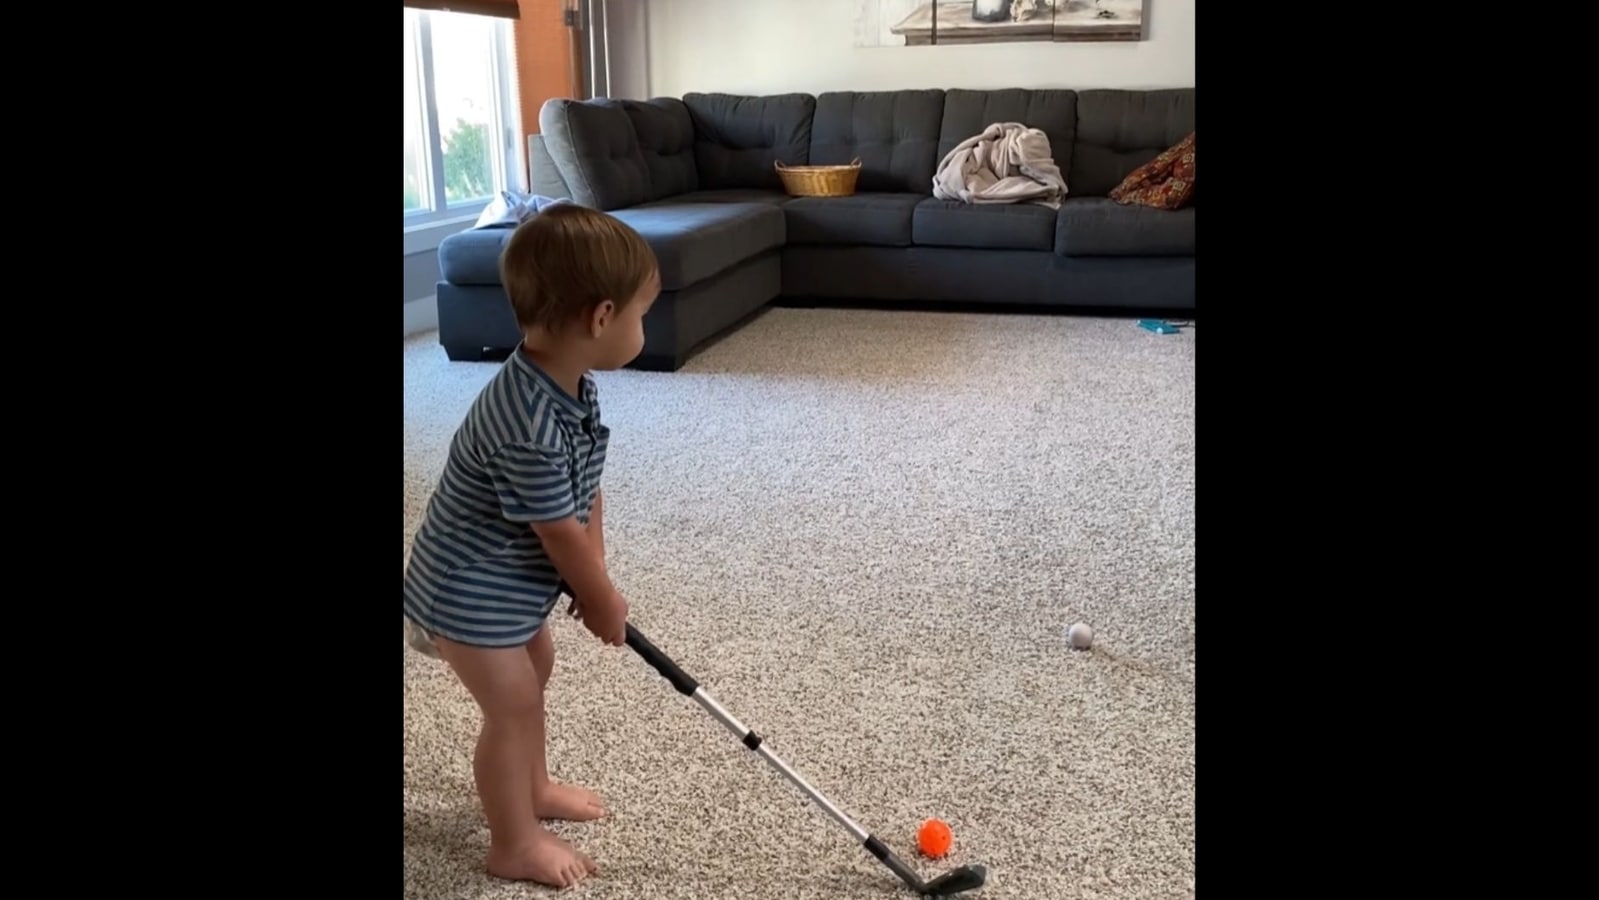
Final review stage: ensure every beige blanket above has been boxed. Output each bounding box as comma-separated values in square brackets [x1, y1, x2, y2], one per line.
[932, 122, 1068, 209]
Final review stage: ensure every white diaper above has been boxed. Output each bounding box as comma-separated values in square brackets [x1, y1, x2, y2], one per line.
[404, 615, 442, 659]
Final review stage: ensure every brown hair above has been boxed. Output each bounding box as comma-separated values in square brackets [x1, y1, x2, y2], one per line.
[499, 203, 659, 332]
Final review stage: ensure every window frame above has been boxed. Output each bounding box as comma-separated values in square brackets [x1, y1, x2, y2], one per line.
[404, 9, 524, 234]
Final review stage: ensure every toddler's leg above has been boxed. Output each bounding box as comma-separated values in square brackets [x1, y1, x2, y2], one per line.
[434, 636, 597, 888]
[524, 623, 606, 821]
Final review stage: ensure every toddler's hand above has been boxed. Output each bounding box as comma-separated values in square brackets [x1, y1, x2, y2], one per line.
[573, 590, 629, 647]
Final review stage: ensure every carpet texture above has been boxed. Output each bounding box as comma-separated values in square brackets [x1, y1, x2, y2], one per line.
[404, 308, 1195, 900]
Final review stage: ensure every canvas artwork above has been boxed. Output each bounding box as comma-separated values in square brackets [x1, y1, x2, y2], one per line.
[854, 0, 1145, 47]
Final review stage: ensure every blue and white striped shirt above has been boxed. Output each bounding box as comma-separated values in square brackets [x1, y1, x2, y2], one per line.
[404, 349, 609, 648]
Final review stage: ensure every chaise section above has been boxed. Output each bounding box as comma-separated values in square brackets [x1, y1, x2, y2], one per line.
[443, 116, 786, 369]
[435, 202, 784, 368]
[628, 203, 784, 371]
[437, 228, 514, 287]
[435, 228, 520, 361]
[1069, 89, 1195, 198]
[446, 96, 793, 370]
[607, 203, 786, 291]
[1054, 198, 1195, 257]
[611, 197, 785, 372]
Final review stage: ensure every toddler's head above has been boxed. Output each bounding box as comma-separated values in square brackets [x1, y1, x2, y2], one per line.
[500, 203, 660, 370]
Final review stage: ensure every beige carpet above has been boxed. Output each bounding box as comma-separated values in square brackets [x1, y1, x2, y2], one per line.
[404, 308, 1195, 900]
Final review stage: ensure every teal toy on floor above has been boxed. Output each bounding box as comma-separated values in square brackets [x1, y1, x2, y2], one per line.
[1138, 319, 1194, 334]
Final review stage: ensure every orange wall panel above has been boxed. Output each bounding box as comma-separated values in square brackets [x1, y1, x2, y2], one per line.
[514, 0, 580, 143]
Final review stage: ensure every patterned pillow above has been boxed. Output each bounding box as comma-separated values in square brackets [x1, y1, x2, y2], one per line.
[1109, 132, 1195, 210]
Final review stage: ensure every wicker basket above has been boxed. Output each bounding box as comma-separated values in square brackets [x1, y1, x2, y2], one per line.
[774, 158, 862, 197]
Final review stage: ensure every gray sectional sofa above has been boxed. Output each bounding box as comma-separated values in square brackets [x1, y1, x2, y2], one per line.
[435, 87, 1194, 370]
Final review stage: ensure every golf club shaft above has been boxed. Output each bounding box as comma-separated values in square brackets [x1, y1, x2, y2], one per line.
[624, 624, 866, 839]
[624, 622, 928, 892]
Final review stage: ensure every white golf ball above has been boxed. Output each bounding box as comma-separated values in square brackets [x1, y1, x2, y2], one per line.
[1067, 623, 1094, 649]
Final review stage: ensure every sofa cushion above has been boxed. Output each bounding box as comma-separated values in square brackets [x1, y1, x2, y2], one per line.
[609, 203, 786, 291]
[1053, 198, 1194, 257]
[538, 99, 650, 210]
[809, 90, 945, 193]
[684, 93, 816, 191]
[1070, 89, 1196, 198]
[912, 199, 1057, 251]
[437, 228, 516, 286]
[938, 89, 1078, 186]
[645, 189, 790, 206]
[784, 193, 923, 247]
[620, 98, 699, 202]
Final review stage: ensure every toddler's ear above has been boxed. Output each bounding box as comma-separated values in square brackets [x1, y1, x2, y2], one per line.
[589, 299, 615, 337]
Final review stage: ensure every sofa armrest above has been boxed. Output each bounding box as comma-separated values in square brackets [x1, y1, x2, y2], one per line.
[527, 135, 573, 201]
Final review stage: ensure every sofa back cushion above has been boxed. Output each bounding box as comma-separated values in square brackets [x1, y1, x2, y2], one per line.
[539, 98, 651, 210]
[621, 98, 699, 202]
[1070, 89, 1195, 197]
[684, 92, 816, 191]
[938, 89, 1079, 180]
[809, 90, 945, 193]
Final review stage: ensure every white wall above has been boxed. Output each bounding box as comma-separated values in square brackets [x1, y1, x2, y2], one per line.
[604, 0, 652, 100]
[646, 0, 1193, 97]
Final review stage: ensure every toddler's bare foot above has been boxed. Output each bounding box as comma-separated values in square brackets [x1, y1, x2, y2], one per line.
[486, 830, 597, 887]
[533, 781, 607, 821]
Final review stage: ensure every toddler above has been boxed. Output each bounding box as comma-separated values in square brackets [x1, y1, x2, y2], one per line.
[403, 203, 660, 888]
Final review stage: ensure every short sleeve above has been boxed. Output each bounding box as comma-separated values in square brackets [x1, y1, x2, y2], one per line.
[484, 441, 576, 523]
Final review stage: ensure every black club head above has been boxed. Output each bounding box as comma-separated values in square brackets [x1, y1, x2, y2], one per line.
[920, 864, 988, 896]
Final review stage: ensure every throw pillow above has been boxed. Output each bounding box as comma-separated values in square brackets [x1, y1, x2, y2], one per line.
[1109, 132, 1195, 210]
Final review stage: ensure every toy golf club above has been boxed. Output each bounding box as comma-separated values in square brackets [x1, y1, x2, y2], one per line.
[564, 588, 988, 897]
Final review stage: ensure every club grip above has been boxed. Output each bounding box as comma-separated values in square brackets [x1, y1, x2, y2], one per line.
[560, 582, 699, 697]
[624, 623, 699, 696]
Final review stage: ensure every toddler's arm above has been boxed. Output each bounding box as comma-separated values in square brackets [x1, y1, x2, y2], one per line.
[485, 441, 627, 645]
[587, 488, 605, 560]
[531, 516, 616, 609]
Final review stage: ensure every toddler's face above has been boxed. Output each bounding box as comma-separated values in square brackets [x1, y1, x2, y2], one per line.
[595, 271, 659, 369]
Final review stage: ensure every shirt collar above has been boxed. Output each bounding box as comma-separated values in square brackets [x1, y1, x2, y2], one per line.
[510, 347, 590, 421]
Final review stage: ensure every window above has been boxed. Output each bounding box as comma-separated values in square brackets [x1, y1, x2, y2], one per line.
[404, 8, 523, 227]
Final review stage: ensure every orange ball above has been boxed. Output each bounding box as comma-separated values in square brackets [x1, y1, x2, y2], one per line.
[917, 818, 953, 858]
